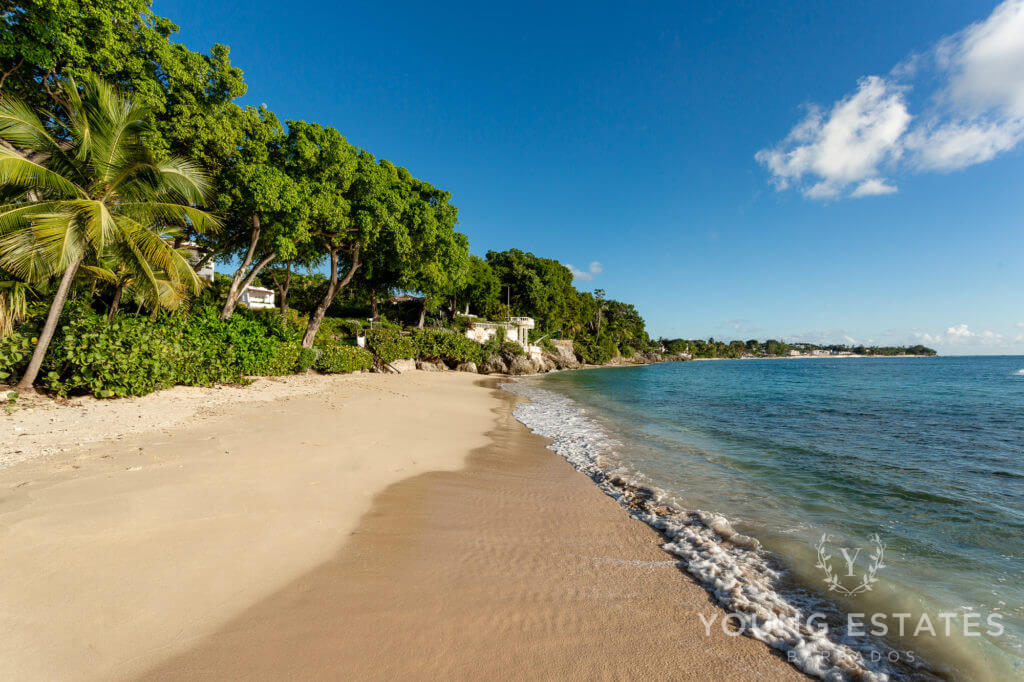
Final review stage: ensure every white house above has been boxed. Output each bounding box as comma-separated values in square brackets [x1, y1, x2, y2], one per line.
[240, 285, 275, 310]
[177, 241, 215, 283]
[464, 316, 542, 361]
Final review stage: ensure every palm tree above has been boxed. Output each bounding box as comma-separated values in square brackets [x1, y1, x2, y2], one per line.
[0, 73, 217, 389]
[84, 242, 192, 320]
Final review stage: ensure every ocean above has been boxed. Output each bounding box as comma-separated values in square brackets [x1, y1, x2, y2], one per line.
[507, 356, 1024, 681]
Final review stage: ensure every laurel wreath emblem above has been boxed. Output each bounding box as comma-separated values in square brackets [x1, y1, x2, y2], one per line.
[814, 533, 886, 596]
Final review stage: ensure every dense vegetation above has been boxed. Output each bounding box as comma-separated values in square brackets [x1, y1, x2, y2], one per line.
[0, 0, 659, 396]
[660, 338, 936, 359]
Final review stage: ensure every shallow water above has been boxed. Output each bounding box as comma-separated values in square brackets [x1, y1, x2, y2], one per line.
[522, 357, 1024, 681]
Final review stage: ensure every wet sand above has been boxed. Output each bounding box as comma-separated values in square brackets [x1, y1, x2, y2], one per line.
[139, 384, 805, 681]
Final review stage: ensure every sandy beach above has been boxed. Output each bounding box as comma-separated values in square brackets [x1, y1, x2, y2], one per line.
[0, 372, 802, 681]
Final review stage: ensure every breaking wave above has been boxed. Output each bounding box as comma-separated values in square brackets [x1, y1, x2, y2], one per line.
[503, 381, 936, 682]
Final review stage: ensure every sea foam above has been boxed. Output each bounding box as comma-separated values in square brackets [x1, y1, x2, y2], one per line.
[504, 381, 925, 682]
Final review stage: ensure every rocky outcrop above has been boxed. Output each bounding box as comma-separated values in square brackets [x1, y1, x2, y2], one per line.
[550, 339, 580, 368]
[455, 361, 478, 373]
[382, 358, 417, 373]
[416, 360, 446, 372]
[506, 356, 537, 375]
[479, 356, 508, 374]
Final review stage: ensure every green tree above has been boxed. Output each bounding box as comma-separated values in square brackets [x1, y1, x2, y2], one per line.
[485, 249, 576, 331]
[456, 255, 500, 315]
[275, 122, 377, 347]
[211, 109, 306, 320]
[0, 74, 216, 388]
[0, 0, 246, 154]
[401, 179, 466, 328]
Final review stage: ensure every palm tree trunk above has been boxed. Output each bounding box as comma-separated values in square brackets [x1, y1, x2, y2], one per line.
[107, 284, 123, 320]
[370, 287, 378, 320]
[301, 243, 361, 348]
[17, 257, 82, 389]
[417, 298, 427, 329]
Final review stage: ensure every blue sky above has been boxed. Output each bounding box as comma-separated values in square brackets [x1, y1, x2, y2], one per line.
[155, 0, 1024, 354]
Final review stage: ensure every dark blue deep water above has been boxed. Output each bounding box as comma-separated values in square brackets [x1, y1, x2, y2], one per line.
[534, 357, 1024, 679]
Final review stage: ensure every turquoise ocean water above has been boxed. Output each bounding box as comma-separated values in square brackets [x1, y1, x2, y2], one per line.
[522, 357, 1023, 681]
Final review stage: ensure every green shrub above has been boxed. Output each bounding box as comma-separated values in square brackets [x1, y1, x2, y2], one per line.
[43, 312, 196, 397]
[411, 328, 484, 364]
[295, 347, 318, 372]
[256, 342, 300, 376]
[365, 328, 415, 364]
[574, 338, 612, 365]
[314, 343, 373, 373]
[500, 341, 525, 361]
[318, 317, 364, 340]
[33, 303, 304, 398]
[0, 331, 32, 382]
[620, 344, 635, 358]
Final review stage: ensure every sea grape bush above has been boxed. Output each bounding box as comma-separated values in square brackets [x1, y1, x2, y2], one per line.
[411, 329, 485, 364]
[314, 342, 373, 373]
[0, 332, 33, 382]
[365, 328, 416, 364]
[29, 304, 313, 398]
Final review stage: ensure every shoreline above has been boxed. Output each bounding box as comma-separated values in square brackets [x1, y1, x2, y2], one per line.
[0, 371, 805, 681]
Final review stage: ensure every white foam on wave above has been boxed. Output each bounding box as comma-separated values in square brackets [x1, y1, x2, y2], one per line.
[504, 381, 919, 682]
[1013, 369, 1024, 376]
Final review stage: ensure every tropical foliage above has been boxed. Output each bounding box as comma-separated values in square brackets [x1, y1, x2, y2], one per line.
[0, 72, 216, 387]
[0, 0, 664, 397]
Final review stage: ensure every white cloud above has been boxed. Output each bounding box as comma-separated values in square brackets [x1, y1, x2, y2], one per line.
[850, 177, 899, 197]
[758, 0, 1024, 199]
[568, 261, 603, 281]
[755, 76, 910, 198]
[915, 323, 1005, 346]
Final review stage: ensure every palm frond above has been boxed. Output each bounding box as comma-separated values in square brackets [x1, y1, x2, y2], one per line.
[150, 157, 212, 205]
[0, 148, 83, 198]
[119, 201, 220, 235]
[116, 214, 202, 294]
[0, 96, 60, 152]
[81, 264, 122, 285]
[0, 278, 30, 337]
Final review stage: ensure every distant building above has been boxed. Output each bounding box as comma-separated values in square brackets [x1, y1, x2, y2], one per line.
[240, 285, 275, 310]
[388, 294, 423, 304]
[176, 241, 215, 283]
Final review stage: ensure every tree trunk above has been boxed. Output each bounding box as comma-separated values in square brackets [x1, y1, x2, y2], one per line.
[17, 257, 83, 389]
[370, 287, 378, 320]
[417, 298, 427, 329]
[301, 243, 361, 348]
[221, 213, 263, 320]
[223, 251, 276, 318]
[272, 260, 293, 319]
[107, 285, 124, 320]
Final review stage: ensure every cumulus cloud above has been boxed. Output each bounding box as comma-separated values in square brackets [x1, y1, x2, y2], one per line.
[758, 0, 1024, 199]
[755, 76, 910, 199]
[568, 261, 603, 281]
[915, 323, 1004, 346]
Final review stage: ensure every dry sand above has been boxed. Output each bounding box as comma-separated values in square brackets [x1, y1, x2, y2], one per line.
[1, 372, 804, 681]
